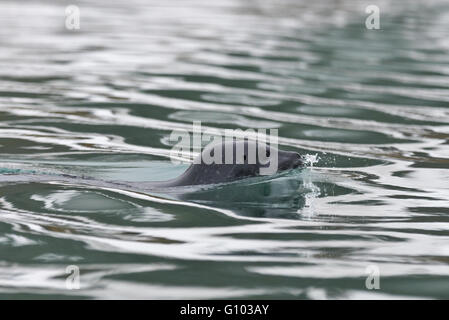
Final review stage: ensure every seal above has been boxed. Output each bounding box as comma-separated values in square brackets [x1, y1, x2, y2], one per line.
[147, 140, 304, 187]
[0, 141, 304, 190]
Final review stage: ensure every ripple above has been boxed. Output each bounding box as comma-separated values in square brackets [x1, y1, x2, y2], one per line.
[0, 0, 448, 299]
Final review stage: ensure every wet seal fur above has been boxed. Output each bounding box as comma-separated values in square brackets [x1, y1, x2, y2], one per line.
[149, 140, 304, 187]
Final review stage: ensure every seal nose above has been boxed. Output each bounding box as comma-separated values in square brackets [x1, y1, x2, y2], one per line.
[292, 153, 304, 168]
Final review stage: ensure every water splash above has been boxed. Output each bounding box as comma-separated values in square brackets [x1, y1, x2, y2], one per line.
[302, 153, 320, 168]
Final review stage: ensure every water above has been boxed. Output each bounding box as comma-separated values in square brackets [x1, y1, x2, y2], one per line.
[0, 0, 449, 299]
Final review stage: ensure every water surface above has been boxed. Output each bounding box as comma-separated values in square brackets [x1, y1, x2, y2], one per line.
[0, 0, 449, 299]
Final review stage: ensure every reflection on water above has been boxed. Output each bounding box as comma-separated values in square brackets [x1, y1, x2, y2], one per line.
[0, 0, 449, 299]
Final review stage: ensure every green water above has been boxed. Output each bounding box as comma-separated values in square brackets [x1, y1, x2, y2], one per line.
[0, 0, 448, 299]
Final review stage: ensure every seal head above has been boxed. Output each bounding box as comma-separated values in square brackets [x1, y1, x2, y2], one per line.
[161, 140, 304, 187]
